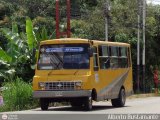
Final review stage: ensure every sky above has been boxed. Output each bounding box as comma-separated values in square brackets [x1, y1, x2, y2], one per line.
[147, 0, 160, 5]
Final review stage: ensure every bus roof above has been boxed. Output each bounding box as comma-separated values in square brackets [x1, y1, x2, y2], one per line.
[40, 38, 130, 47]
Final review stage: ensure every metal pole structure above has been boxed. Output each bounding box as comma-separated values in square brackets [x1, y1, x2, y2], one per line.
[137, 0, 141, 93]
[67, 0, 71, 38]
[56, 0, 60, 39]
[142, 0, 146, 93]
[56, 0, 71, 38]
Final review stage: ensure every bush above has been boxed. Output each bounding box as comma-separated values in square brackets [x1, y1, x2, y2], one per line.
[0, 78, 38, 112]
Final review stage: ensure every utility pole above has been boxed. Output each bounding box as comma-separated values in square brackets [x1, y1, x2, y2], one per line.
[142, 0, 146, 93]
[104, 0, 111, 41]
[137, 0, 141, 93]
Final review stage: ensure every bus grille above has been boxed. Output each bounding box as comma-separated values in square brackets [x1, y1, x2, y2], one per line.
[45, 82, 76, 90]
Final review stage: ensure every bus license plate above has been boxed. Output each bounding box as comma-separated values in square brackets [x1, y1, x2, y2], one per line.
[55, 91, 63, 96]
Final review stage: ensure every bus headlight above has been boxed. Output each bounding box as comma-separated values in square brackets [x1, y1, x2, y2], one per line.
[39, 82, 45, 89]
[75, 81, 82, 89]
[75, 82, 82, 87]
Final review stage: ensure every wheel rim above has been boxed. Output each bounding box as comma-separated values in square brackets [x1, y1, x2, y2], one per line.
[88, 97, 92, 109]
[121, 89, 126, 105]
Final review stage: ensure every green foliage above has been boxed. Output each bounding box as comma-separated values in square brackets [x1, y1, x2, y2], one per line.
[0, 78, 38, 112]
[26, 17, 37, 50]
[0, 47, 12, 62]
[0, 21, 35, 82]
[35, 26, 49, 41]
[0, 60, 11, 82]
[0, 17, 51, 82]
[41, 26, 49, 40]
[85, 9, 105, 40]
[1, 28, 26, 62]
[71, 20, 88, 38]
[12, 22, 18, 33]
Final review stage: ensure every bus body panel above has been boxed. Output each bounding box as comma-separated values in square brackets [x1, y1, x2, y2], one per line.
[32, 38, 133, 103]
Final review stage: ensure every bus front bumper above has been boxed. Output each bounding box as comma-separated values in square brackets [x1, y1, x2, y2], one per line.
[33, 90, 92, 98]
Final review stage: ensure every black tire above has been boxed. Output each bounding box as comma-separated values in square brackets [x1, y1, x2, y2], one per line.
[40, 98, 49, 110]
[111, 88, 126, 107]
[84, 96, 93, 111]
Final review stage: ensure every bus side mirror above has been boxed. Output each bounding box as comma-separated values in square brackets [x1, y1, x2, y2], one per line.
[88, 47, 93, 57]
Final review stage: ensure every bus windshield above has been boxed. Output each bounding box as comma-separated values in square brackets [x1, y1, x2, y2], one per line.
[37, 44, 90, 70]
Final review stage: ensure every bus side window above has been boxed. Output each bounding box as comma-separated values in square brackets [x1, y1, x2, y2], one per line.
[110, 46, 119, 69]
[119, 47, 128, 68]
[99, 45, 110, 69]
[93, 47, 99, 71]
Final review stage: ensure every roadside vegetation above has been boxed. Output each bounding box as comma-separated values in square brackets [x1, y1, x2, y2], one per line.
[0, 0, 160, 111]
[0, 78, 38, 112]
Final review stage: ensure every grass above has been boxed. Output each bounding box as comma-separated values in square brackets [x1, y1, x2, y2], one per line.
[0, 78, 38, 112]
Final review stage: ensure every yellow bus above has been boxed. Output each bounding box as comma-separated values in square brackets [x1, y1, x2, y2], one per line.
[33, 38, 133, 111]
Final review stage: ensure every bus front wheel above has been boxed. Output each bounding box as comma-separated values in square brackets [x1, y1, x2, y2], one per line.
[84, 96, 93, 111]
[40, 98, 49, 110]
[111, 88, 126, 107]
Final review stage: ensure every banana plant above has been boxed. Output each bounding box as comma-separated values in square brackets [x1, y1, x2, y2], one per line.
[0, 22, 30, 82]
[0, 59, 14, 83]
[0, 22, 19, 82]
[0, 47, 12, 63]
[0, 18, 50, 82]
[26, 17, 37, 51]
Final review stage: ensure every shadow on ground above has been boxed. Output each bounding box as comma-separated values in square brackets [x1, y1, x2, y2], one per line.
[34, 105, 130, 112]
